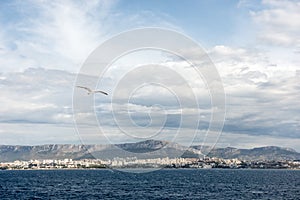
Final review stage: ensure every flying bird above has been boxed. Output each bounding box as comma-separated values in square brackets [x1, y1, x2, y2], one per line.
[76, 86, 108, 95]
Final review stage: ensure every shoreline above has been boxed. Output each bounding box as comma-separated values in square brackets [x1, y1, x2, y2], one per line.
[1, 167, 300, 171]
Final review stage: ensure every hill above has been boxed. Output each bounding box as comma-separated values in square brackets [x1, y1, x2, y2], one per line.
[0, 140, 299, 162]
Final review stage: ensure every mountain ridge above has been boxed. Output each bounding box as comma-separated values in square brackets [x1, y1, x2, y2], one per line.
[0, 140, 299, 162]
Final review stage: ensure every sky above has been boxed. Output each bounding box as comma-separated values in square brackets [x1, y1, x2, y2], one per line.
[0, 0, 299, 151]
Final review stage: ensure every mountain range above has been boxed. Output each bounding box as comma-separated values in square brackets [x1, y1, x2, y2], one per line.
[0, 140, 299, 162]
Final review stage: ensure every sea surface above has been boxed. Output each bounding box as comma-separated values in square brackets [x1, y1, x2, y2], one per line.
[0, 169, 299, 199]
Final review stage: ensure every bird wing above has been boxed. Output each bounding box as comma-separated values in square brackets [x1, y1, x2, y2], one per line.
[76, 86, 92, 92]
[94, 90, 108, 95]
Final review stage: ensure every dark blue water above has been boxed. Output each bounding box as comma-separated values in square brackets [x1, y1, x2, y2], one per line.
[0, 169, 299, 199]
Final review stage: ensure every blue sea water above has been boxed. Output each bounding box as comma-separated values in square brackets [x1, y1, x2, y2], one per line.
[0, 169, 299, 199]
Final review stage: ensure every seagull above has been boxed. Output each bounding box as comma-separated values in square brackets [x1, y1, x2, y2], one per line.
[76, 86, 108, 95]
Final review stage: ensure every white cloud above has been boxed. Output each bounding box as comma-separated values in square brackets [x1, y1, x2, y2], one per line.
[0, 0, 118, 72]
[0, 0, 182, 73]
[251, 0, 300, 47]
[0, 66, 210, 141]
[0, 68, 74, 124]
[1, 42, 299, 147]
[0, 1, 299, 150]
[209, 44, 300, 140]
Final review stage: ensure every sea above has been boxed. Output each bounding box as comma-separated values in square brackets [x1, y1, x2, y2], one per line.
[0, 169, 299, 199]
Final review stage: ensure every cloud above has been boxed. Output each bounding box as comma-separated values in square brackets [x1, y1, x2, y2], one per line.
[0, 66, 209, 133]
[0, 0, 182, 73]
[0, 68, 74, 124]
[1, 42, 299, 146]
[0, 0, 119, 72]
[251, 0, 300, 47]
[0, 1, 299, 149]
[0, 51, 299, 148]
[1, 50, 299, 147]
[210, 45, 300, 140]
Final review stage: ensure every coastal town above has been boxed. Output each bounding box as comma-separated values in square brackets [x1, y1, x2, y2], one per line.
[1, 157, 300, 170]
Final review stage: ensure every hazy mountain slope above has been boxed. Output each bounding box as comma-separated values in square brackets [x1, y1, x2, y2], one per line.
[0, 140, 299, 162]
